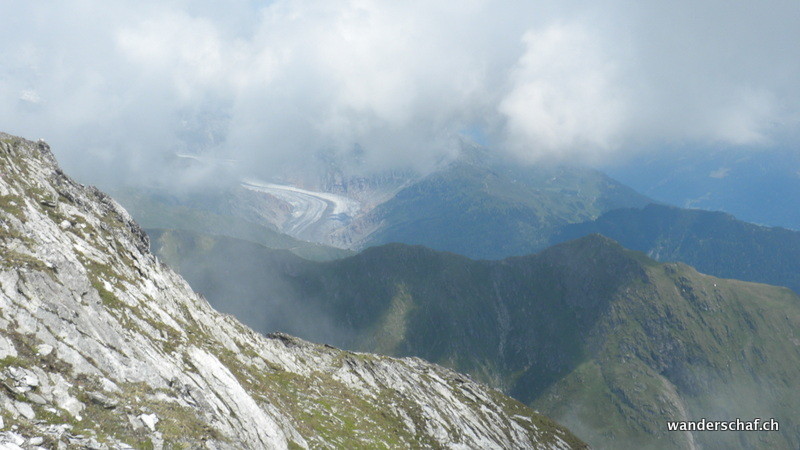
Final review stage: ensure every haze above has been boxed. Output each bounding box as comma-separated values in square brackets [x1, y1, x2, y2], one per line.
[1, 0, 798, 186]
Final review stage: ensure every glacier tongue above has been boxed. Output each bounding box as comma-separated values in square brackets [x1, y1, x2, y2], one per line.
[241, 178, 362, 244]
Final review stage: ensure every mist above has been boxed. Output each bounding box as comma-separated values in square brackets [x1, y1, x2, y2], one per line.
[148, 228, 361, 346]
[1, 0, 799, 188]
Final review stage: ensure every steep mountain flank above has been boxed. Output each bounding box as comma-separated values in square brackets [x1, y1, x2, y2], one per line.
[351, 152, 651, 259]
[0, 132, 585, 448]
[555, 203, 800, 293]
[152, 229, 800, 449]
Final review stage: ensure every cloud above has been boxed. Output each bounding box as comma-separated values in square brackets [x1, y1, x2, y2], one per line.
[219, 0, 500, 173]
[499, 0, 800, 162]
[627, 1, 798, 145]
[499, 23, 629, 163]
[0, 0, 798, 186]
[709, 167, 730, 179]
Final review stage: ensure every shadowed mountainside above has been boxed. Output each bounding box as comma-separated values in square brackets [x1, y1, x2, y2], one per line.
[151, 228, 800, 449]
[554, 203, 800, 294]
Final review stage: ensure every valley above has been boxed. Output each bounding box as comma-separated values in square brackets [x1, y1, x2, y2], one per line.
[109, 139, 800, 449]
[604, 147, 800, 231]
[150, 228, 800, 449]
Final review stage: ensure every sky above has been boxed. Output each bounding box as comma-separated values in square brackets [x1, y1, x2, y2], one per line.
[1, 0, 799, 186]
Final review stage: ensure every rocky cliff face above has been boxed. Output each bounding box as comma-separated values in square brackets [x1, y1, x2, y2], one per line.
[0, 132, 586, 449]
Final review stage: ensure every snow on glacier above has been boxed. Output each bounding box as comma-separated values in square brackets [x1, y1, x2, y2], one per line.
[241, 178, 362, 241]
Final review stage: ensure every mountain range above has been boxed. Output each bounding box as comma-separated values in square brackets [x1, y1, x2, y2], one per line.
[115, 141, 652, 259]
[554, 203, 800, 294]
[120, 142, 800, 296]
[41, 130, 800, 449]
[348, 148, 652, 259]
[0, 132, 586, 448]
[150, 228, 800, 449]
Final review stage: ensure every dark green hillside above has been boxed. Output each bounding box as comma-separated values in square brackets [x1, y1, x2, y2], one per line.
[358, 155, 651, 259]
[555, 203, 800, 293]
[150, 229, 800, 449]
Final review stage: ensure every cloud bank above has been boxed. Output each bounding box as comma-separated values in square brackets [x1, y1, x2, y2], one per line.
[1, 0, 798, 185]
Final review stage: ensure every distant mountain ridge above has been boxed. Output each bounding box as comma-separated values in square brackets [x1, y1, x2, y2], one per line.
[123, 149, 800, 299]
[227, 142, 653, 255]
[151, 228, 800, 449]
[555, 203, 800, 293]
[604, 147, 800, 231]
[350, 153, 652, 258]
[116, 141, 653, 257]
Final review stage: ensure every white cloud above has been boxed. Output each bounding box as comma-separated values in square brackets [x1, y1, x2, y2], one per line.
[0, 0, 798, 186]
[18, 89, 42, 104]
[499, 23, 629, 162]
[707, 88, 778, 145]
[709, 167, 730, 179]
[116, 13, 230, 98]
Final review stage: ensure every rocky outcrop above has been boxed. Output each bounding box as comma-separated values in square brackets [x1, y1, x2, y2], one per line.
[0, 132, 586, 449]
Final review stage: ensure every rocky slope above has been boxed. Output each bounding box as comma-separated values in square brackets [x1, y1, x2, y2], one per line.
[151, 229, 800, 449]
[0, 132, 586, 449]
